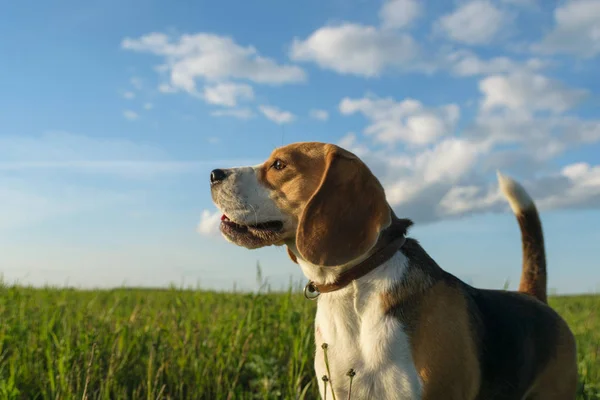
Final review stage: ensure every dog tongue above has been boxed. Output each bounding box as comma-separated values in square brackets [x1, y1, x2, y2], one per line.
[221, 214, 229, 221]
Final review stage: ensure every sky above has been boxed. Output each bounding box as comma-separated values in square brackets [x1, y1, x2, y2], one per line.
[1, 0, 599, 294]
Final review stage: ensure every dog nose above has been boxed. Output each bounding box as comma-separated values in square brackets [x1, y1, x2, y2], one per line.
[210, 169, 227, 184]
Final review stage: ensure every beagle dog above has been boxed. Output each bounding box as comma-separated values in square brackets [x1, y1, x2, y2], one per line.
[209, 142, 577, 400]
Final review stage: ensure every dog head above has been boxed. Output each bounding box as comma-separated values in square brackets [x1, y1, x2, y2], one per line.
[209, 142, 392, 266]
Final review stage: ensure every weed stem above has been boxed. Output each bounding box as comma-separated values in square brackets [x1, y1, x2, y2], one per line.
[346, 369, 355, 400]
[321, 343, 337, 400]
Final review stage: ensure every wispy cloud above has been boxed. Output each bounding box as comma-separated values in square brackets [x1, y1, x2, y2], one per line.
[122, 32, 306, 87]
[203, 82, 254, 107]
[379, 0, 422, 29]
[291, 23, 420, 77]
[309, 109, 329, 121]
[479, 71, 587, 113]
[211, 108, 255, 119]
[339, 94, 460, 145]
[123, 110, 139, 120]
[130, 76, 143, 90]
[532, 0, 600, 58]
[0, 178, 140, 231]
[259, 105, 295, 124]
[0, 160, 205, 174]
[197, 209, 222, 237]
[0, 132, 261, 231]
[289, 0, 427, 77]
[0, 132, 259, 177]
[433, 0, 509, 45]
[121, 32, 306, 108]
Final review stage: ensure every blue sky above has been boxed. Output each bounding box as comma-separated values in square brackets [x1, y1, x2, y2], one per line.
[1, 0, 599, 294]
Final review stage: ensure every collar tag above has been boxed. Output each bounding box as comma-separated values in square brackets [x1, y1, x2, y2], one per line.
[303, 281, 320, 300]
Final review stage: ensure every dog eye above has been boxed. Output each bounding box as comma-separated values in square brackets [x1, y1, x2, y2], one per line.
[271, 159, 286, 171]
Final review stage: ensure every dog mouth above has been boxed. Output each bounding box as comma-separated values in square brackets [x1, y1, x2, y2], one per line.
[220, 214, 284, 233]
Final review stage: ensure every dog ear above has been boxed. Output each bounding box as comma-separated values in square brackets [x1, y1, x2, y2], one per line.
[296, 146, 391, 266]
[286, 245, 298, 264]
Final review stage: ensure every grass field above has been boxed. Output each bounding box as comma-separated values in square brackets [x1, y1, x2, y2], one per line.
[0, 280, 598, 399]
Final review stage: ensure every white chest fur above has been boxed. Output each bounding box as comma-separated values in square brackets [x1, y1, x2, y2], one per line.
[307, 253, 422, 400]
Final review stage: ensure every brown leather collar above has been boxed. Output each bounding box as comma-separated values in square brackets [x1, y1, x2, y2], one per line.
[304, 217, 408, 299]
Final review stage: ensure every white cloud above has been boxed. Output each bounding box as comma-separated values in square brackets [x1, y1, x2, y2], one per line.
[210, 108, 255, 119]
[379, 0, 421, 29]
[438, 184, 503, 217]
[144, 102, 153, 110]
[339, 94, 460, 145]
[381, 138, 487, 205]
[336, 133, 373, 158]
[123, 91, 136, 100]
[533, 0, 600, 58]
[445, 50, 546, 77]
[202, 82, 254, 107]
[438, 162, 600, 217]
[540, 163, 600, 209]
[121, 32, 306, 96]
[290, 23, 420, 77]
[465, 69, 597, 169]
[414, 138, 485, 183]
[334, 80, 600, 224]
[435, 0, 508, 45]
[123, 110, 139, 120]
[466, 112, 600, 164]
[479, 71, 587, 113]
[309, 109, 329, 121]
[339, 133, 600, 223]
[259, 105, 295, 124]
[197, 209, 222, 237]
[334, 135, 488, 222]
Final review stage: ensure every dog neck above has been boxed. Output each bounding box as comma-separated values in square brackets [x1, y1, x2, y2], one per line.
[290, 216, 414, 292]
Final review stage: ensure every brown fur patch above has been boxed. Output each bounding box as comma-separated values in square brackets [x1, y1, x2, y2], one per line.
[382, 268, 480, 400]
[516, 207, 547, 303]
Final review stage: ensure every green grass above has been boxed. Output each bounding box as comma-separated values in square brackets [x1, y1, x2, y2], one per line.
[550, 295, 600, 398]
[0, 282, 598, 399]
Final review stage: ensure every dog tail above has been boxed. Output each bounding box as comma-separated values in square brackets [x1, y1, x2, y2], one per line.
[497, 171, 547, 304]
